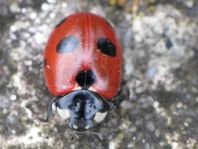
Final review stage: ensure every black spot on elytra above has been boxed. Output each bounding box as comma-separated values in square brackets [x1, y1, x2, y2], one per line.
[97, 38, 116, 57]
[76, 70, 96, 89]
[57, 35, 79, 53]
[55, 17, 67, 28]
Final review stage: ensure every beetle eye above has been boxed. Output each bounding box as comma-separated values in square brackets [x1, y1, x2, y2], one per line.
[93, 111, 107, 123]
[56, 107, 70, 120]
[97, 38, 116, 57]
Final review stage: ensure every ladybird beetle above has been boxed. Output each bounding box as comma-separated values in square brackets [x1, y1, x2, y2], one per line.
[44, 12, 123, 131]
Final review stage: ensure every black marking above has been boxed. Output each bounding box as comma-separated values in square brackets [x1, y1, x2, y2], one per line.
[76, 70, 96, 89]
[57, 35, 79, 53]
[97, 38, 116, 57]
[55, 17, 67, 28]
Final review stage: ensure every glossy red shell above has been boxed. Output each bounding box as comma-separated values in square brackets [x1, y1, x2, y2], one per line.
[44, 12, 123, 99]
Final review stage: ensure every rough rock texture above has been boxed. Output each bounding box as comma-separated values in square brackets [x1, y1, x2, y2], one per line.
[0, 0, 198, 148]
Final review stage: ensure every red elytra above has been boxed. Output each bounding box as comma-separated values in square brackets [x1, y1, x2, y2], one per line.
[44, 12, 123, 99]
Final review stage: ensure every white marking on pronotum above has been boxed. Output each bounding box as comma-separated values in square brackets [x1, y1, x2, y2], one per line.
[85, 125, 90, 129]
[56, 107, 70, 119]
[73, 124, 78, 129]
[94, 112, 107, 123]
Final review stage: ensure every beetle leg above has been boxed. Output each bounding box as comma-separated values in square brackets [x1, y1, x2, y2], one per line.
[105, 100, 115, 111]
[45, 97, 57, 122]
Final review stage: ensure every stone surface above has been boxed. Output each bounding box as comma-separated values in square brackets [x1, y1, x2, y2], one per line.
[0, 0, 198, 149]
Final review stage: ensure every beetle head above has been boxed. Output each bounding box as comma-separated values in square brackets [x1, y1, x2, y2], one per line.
[47, 90, 114, 131]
